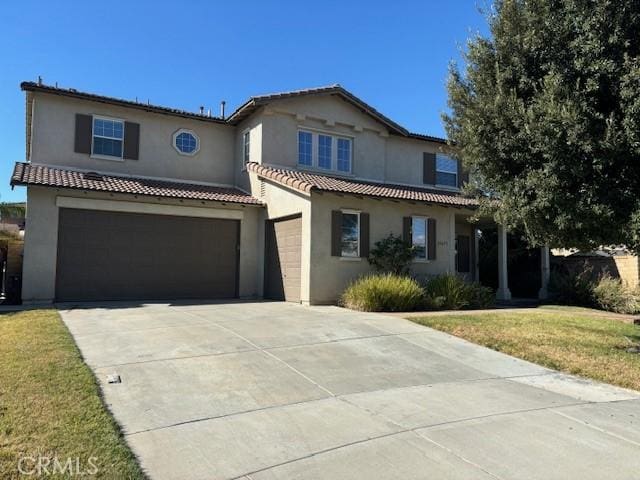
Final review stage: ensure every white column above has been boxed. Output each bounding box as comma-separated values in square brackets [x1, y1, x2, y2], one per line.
[496, 225, 512, 301]
[474, 229, 480, 282]
[538, 245, 550, 300]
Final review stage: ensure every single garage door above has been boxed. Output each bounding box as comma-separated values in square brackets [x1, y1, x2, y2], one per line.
[264, 214, 302, 302]
[56, 208, 239, 302]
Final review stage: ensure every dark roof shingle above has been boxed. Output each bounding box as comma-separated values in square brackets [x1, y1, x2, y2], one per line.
[11, 162, 262, 206]
[247, 163, 478, 208]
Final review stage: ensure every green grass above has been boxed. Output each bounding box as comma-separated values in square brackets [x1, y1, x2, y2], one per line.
[408, 310, 640, 391]
[0, 310, 145, 479]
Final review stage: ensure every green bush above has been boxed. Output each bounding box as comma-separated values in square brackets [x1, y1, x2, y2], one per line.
[341, 274, 424, 312]
[549, 267, 596, 307]
[592, 276, 640, 314]
[423, 274, 495, 310]
[367, 234, 415, 275]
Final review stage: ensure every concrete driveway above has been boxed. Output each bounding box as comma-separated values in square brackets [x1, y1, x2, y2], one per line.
[60, 301, 640, 480]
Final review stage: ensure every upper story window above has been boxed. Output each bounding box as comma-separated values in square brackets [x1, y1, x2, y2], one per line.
[337, 138, 351, 172]
[172, 129, 200, 156]
[411, 217, 428, 259]
[298, 131, 312, 166]
[92, 117, 124, 159]
[318, 135, 332, 169]
[243, 131, 251, 164]
[436, 154, 458, 187]
[297, 130, 352, 173]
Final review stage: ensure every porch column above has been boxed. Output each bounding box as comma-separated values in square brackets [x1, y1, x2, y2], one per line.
[496, 225, 512, 301]
[538, 245, 550, 300]
[474, 228, 480, 282]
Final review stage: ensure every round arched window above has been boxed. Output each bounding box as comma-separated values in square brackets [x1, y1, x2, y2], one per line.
[172, 129, 200, 155]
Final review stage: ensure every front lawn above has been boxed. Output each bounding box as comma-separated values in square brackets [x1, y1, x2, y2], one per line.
[0, 309, 145, 479]
[408, 309, 640, 391]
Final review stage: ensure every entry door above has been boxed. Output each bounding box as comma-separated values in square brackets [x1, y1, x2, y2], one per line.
[264, 215, 302, 302]
[456, 235, 471, 273]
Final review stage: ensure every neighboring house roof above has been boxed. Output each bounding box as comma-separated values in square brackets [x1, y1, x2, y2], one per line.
[11, 162, 263, 206]
[21, 81, 449, 145]
[247, 163, 478, 208]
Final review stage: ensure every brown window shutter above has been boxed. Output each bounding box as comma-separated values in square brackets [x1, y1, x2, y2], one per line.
[423, 152, 436, 184]
[74, 114, 93, 154]
[123, 122, 140, 160]
[402, 216, 412, 244]
[427, 218, 437, 260]
[458, 159, 469, 188]
[331, 210, 342, 257]
[359, 213, 370, 258]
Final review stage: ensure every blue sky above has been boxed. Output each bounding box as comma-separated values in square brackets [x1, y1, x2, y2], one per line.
[0, 1, 489, 202]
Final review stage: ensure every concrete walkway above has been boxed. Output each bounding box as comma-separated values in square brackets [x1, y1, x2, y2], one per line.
[59, 301, 640, 480]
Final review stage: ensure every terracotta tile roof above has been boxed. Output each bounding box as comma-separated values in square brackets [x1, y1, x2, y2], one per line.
[21, 82, 228, 125]
[11, 162, 263, 206]
[22, 81, 449, 145]
[247, 163, 478, 208]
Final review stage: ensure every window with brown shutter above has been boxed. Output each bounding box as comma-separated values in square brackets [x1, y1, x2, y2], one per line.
[123, 122, 140, 160]
[74, 114, 93, 154]
[427, 218, 436, 260]
[423, 152, 436, 184]
[360, 213, 369, 258]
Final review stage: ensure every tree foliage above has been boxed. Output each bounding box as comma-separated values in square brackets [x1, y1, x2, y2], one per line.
[444, 0, 640, 252]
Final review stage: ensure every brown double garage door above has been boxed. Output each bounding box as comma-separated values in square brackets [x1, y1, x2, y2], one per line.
[56, 208, 239, 302]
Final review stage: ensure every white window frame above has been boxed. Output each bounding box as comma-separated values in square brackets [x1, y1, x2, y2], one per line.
[297, 129, 353, 174]
[172, 128, 200, 156]
[435, 153, 458, 188]
[243, 130, 251, 164]
[91, 115, 125, 161]
[340, 209, 360, 259]
[411, 216, 429, 262]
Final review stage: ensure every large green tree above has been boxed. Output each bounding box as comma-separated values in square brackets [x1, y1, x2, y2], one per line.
[444, 0, 640, 252]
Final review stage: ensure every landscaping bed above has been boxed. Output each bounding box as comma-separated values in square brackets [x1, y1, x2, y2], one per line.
[0, 309, 144, 479]
[408, 308, 640, 391]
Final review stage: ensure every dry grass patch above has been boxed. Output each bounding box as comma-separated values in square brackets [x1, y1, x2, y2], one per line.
[409, 310, 640, 391]
[0, 309, 144, 479]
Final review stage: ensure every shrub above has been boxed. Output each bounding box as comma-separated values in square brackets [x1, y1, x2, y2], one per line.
[423, 273, 495, 310]
[341, 274, 424, 312]
[423, 274, 470, 310]
[592, 276, 640, 314]
[367, 234, 415, 275]
[467, 282, 496, 309]
[549, 267, 596, 307]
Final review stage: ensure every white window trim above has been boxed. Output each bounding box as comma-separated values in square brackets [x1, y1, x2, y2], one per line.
[435, 153, 458, 188]
[243, 130, 251, 165]
[172, 128, 200, 156]
[91, 115, 125, 161]
[411, 215, 430, 263]
[340, 209, 360, 258]
[298, 129, 353, 174]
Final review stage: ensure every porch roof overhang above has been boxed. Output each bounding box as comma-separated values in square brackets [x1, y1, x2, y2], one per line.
[11, 162, 264, 206]
[247, 162, 480, 209]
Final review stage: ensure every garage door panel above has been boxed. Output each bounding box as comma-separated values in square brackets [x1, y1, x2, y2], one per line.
[56, 208, 239, 302]
[265, 215, 302, 302]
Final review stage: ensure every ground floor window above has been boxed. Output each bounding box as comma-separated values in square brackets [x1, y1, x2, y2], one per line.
[412, 217, 428, 259]
[341, 211, 360, 257]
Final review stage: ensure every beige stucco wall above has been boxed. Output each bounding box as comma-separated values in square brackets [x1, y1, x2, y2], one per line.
[21, 186, 262, 304]
[30, 93, 236, 185]
[249, 173, 312, 303]
[308, 192, 475, 304]
[253, 95, 456, 189]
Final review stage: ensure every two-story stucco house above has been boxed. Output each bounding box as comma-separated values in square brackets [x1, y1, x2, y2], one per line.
[11, 81, 488, 305]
